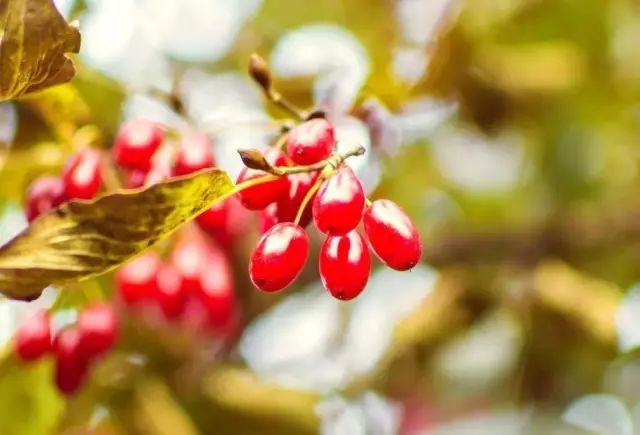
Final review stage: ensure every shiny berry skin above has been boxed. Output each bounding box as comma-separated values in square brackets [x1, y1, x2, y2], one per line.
[319, 231, 371, 300]
[236, 149, 289, 210]
[259, 203, 278, 235]
[116, 252, 162, 305]
[25, 176, 66, 222]
[313, 166, 364, 235]
[363, 199, 421, 271]
[196, 200, 228, 233]
[113, 119, 164, 171]
[55, 327, 89, 396]
[249, 223, 310, 292]
[276, 170, 320, 227]
[155, 265, 184, 320]
[62, 149, 103, 200]
[77, 303, 117, 358]
[286, 118, 335, 165]
[198, 247, 236, 330]
[172, 131, 215, 176]
[15, 309, 52, 361]
[170, 234, 210, 294]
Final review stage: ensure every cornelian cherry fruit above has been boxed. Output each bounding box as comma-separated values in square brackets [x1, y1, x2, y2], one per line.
[363, 199, 421, 270]
[236, 149, 289, 210]
[319, 231, 371, 300]
[249, 222, 309, 292]
[62, 149, 103, 200]
[276, 170, 320, 227]
[172, 131, 215, 176]
[15, 309, 52, 361]
[55, 327, 89, 396]
[116, 251, 162, 305]
[196, 200, 229, 233]
[113, 119, 164, 171]
[155, 265, 185, 320]
[77, 303, 117, 358]
[286, 118, 335, 164]
[313, 166, 364, 235]
[25, 176, 66, 222]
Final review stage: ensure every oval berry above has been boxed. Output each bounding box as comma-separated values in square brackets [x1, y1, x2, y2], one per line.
[363, 199, 421, 270]
[276, 170, 320, 227]
[319, 231, 371, 300]
[286, 118, 335, 164]
[170, 233, 211, 294]
[15, 309, 52, 362]
[249, 223, 309, 292]
[155, 265, 185, 320]
[55, 327, 89, 396]
[24, 176, 66, 222]
[198, 247, 236, 330]
[236, 149, 289, 210]
[62, 149, 103, 200]
[313, 166, 364, 235]
[113, 119, 164, 171]
[172, 131, 215, 176]
[196, 200, 228, 233]
[116, 251, 162, 306]
[259, 203, 278, 235]
[77, 303, 117, 359]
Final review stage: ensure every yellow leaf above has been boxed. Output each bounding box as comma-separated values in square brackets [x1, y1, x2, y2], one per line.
[0, 168, 234, 299]
[0, 0, 81, 101]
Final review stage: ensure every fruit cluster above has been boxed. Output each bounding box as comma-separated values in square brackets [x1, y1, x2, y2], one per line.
[25, 148, 104, 222]
[115, 231, 237, 336]
[15, 304, 117, 395]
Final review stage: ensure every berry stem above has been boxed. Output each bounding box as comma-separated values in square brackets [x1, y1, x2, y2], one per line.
[233, 174, 281, 195]
[267, 90, 308, 120]
[365, 197, 373, 207]
[294, 177, 323, 225]
[266, 144, 366, 176]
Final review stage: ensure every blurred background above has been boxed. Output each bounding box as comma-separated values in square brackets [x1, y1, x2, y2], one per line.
[2, 0, 640, 433]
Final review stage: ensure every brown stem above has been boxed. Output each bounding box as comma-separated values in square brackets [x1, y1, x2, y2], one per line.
[267, 90, 308, 121]
[265, 144, 366, 176]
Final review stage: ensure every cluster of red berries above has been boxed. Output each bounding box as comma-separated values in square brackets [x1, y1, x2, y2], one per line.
[24, 148, 104, 222]
[14, 304, 117, 395]
[115, 231, 237, 335]
[234, 117, 422, 300]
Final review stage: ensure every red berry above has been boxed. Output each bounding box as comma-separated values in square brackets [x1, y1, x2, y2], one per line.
[170, 234, 210, 294]
[259, 203, 278, 235]
[116, 252, 162, 306]
[363, 199, 421, 270]
[15, 309, 52, 361]
[55, 327, 89, 396]
[276, 170, 320, 227]
[172, 131, 214, 176]
[236, 149, 289, 210]
[113, 119, 164, 171]
[198, 246, 236, 330]
[25, 176, 66, 222]
[319, 231, 371, 300]
[125, 169, 147, 188]
[196, 200, 228, 233]
[286, 118, 335, 164]
[62, 149, 103, 200]
[77, 303, 117, 359]
[249, 223, 309, 292]
[155, 265, 184, 320]
[313, 166, 364, 235]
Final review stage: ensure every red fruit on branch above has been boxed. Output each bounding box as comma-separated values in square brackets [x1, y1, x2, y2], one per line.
[116, 251, 162, 306]
[15, 309, 52, 361]
[313, 166, 364, 235]
[276, 170, 320, 227]
[172, 131, 215, 176]
[113, 119, 164, 171]
[363, 199, 421, 271]
[286, 118, 335, 164]
[55, 327, 89, 396]
[155, 265, 185, 320]
[77, 303, 117, 358]
[249, 222, 309, 292]
[198, 246, 236, 330]
[259, 203, 279, 235]
[170, 234, 211, 294]
[319, 231, 371, 300]
[24, 176, 66, 222]
[196, 200, 229, 233]
[62, 149, 103, 200]
[236, 149, 289, 210]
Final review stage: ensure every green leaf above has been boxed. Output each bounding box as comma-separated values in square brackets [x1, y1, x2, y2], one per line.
[0, 168, 234, 299]
[0, 0, 81, 101]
